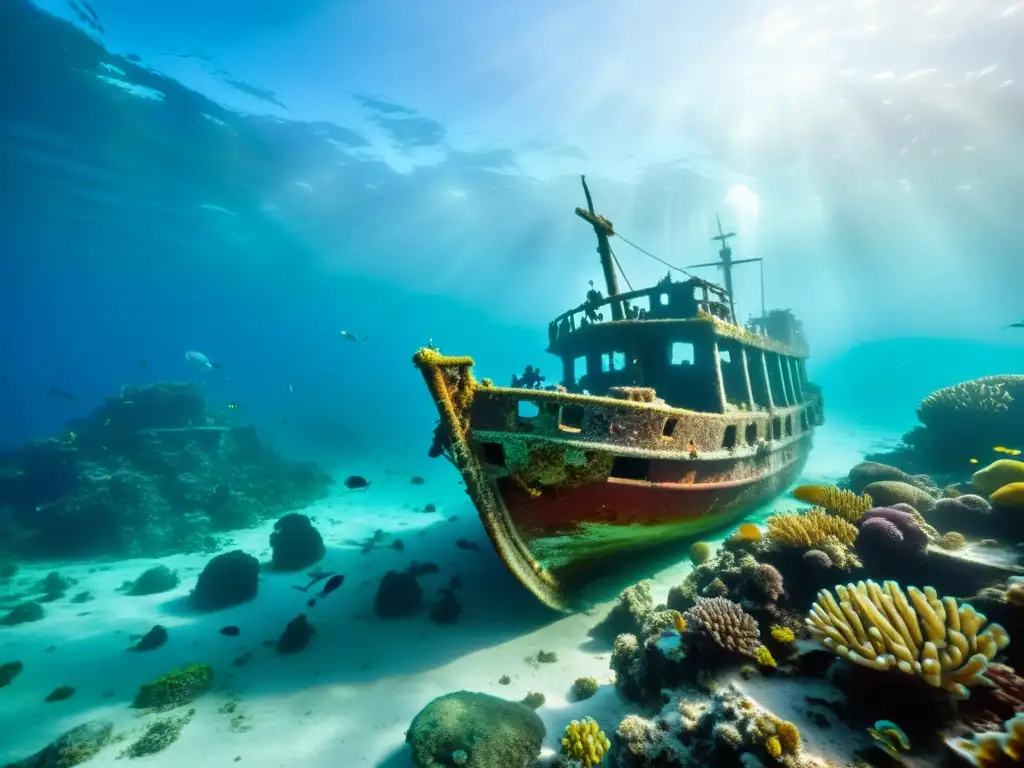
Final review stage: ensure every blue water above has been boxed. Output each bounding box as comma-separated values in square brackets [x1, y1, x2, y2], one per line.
[2, 1, 1024, 766]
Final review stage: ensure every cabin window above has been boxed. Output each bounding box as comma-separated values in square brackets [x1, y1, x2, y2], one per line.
[518, 401, 540, 419]
[719, 348, 732, 364]
[481, 442, 506, 467]
[800, 409, 809, 431]
[610, 456, 650, 480]
[718, 342, 748, 409]
[670, 341, 695, 366]
[788, 358, 804, 402]
[771, 416, 782, 440]
[784, 415, 793, 437]
[745, 423, 758, 444]
[659, 293, 669, 306]
[781, 357, 796, 405]
[722, 425, 738, 450]
[573, 356, 587, 383]
[612, 351, 626, 371]
[560, 405, 585, 431]
[663, 418, 678, 438]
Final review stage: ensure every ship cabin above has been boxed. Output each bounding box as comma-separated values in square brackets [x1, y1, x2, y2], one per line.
[546, 273, 813, 422]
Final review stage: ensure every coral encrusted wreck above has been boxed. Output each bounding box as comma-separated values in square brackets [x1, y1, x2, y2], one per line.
[0, 382, 332, 558]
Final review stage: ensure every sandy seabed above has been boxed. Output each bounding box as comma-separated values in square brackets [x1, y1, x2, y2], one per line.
[0, 420, 892, 767]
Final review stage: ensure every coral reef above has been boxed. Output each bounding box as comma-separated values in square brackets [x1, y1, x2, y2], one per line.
[0, 382, 332, 559]
[947, 712, 1024, 767]
[973, 460, 1024, 496]
[125, 565, 180, 596]
[4, 719, 113, 767]
[862, 480, 938, 511]
[132, 663, 214, 711]
[806, 579, 1009, 698]
[868, 375, 1024, 473]
[765, 508, 858, 548]
[792, 484, 872, 523]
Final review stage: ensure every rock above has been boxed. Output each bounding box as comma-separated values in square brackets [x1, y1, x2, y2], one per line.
[44, 685, 75, 702]
[4, 719, 113, 767]
[133, 663, 213, 710]
[973, 460, 1024, 496]
[190, 550, 259, 610]
[127, 566, 180, 596]
[429, 591, 462, 624]
[374, 570, 422, 618]
[588, 581, 655, 644]
[406, 691, 545, 768]
[129, 625, 169, 652]
[0, 660, 24, 687]
[1, 601, 44, 626]
[268, 513, 325, 571]
[276, 614, 315, 654]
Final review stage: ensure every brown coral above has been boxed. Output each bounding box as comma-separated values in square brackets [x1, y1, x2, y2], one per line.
[919, 376, 1021, 424]
[766, 508, 858, 548]
[940, 531, 968, 551]
[793, 484, 873, 523]
[947, 712, 1024, 767]
[684, 597, 761, 658]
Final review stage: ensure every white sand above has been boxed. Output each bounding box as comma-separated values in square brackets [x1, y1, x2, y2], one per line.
[0, 421, 889, 767]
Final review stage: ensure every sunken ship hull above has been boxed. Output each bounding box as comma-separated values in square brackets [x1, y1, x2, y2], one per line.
[415, 176, 822, 611]
[415, 327, 822, 612]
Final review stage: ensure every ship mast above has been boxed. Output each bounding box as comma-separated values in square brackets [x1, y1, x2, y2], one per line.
[574, 175, 624, 321]
[684, 214, 765, 325]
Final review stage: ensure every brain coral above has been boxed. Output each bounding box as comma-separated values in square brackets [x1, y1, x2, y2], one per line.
[857, 517, 907, 553]
[972, 460, 1024, 496]
[860, 508, 929, 552]
[862, 481, 937, 512]
[918, 375, 1024, 426]
[806, 580, 1010, 699]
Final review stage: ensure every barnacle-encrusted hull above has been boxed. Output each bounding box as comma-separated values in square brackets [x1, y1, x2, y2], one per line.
[415, 349, 820, 612]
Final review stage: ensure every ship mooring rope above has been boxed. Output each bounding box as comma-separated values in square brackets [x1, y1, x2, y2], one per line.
[614, 232, 703, 282]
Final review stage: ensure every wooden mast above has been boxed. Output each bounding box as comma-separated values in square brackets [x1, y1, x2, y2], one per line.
[574, 175, 624, 321]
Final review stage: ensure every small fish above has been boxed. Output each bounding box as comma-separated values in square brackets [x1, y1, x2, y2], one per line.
[318, 574, 345, 598]
[340, 330, 369, 343]
[220, 625, 240, 637]
[306, 598, 316, 608]
[288, 383, 294, 395]
[969, 458, 979, 464]
[867, 720, 910, 759]
[63, 431, 78, 444]
[410, 476, 425, 485]
[1006, 321, 1024, 329]
[185, 350, 221, 370]
[345, 475, 370, 490]
[455, 538, 480, 552]
[138, 359, 147, 370]
[292, 569, 333, 592]
[227, 402, 240, 410]
[48, 386, 77, 402]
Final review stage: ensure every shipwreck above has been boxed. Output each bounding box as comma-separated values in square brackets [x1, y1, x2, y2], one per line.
[414, 176, 823, 611]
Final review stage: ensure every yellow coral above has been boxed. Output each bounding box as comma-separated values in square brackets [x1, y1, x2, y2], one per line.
[754, 646, 777, 668]
[1006, 584, 1024, 607]
[766, 508, 858, 548]
[765, 735, 782, 758]
[991, 482, 1024, 509]
[776, 721, 801, 754]
[793, 485, 873, 523]
[560, 717, 611, 767]
[770, 625, 796, 644]
[806, 580, 1010, 699]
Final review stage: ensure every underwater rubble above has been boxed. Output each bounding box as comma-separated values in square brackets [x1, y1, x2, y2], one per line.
[0, 381, 332, 559]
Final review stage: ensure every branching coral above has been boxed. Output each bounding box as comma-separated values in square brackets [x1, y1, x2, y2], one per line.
[684, 597, 762, 658]
[766, 508, 858, 548]
[793, 485, 873, 523]
[806, 580, 1010, 699]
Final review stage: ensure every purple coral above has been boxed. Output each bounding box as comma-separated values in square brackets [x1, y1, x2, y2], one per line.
[934, 495, 991, 515]
[860, 507, 933, 557]
[683, 597, 761, 657]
